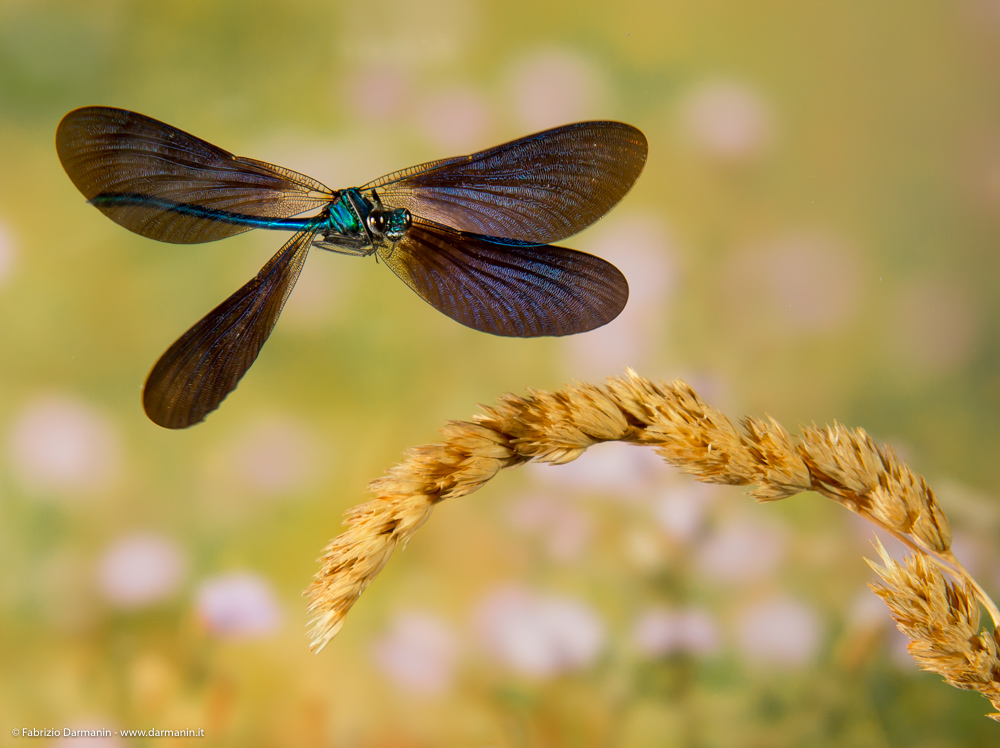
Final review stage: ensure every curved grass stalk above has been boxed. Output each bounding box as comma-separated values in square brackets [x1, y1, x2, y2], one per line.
[306, 369, 1000, 720]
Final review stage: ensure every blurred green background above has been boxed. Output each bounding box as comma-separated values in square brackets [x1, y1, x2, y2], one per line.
[2, 0, 999, 745]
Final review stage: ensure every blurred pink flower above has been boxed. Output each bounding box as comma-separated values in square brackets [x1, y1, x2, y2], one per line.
[652, 482, 716, 542]
[527, 441, 665, 501]
[735, 596, 822, 667]
[505, 48, 609, 131]
[677, 79, 774, 162]
[589, 217, 678, 312]
[54, 724, 121, 747]
[96, 533, 186, 609]
[695, 518, 787, 583]
[474, 586, 605, 677]
[723, 230, 863, 337]
[418, 86, 491, 153]
[507, 493, 593, 562]
[195, 572, 282, 639]
[963, 0, 1000, 28]
[7, 394, 121, 497]
[847, 588, 891, 630]
[371, 611, 458, 696]
[215, 415, 321, 498]
[0, 217, 15, 285]
[632, 606, 721, 658]
[888, 275, 977, 376]
[348, 65, 411, 124]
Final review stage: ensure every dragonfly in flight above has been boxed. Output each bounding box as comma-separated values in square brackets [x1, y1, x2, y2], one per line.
[56, 107, 647, 428]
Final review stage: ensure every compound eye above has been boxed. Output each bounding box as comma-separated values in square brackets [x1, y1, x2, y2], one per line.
[367, 212, 388, 234]
[401, 209, 412, 230]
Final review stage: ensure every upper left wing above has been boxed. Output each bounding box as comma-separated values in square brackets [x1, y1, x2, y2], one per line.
[57, 107, 333, 244]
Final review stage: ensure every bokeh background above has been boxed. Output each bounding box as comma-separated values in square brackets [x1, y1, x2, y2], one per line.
[2, 0, 1000, 745]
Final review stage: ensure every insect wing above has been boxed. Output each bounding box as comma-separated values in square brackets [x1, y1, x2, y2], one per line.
[57, 106, 333, 243]
[143, 228, 315, 428]
[377, 219, 628, 337]
[364, 121, 647, 244]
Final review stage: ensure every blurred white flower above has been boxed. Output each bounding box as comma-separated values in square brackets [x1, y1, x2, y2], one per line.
[632, 606, 721, 658]
[505, 48, 609, 131]
[677, 79, 774, 161]
[507, 494, 593, 562]
[695, 517, 787, 583]
[0, 218, 15, 286]
[418, 86, 491, 153]
[735, 596, 822, 667]
[7, 394, 121, 497]
[371, 611, 458, 696]
[96, 533, 186, 609]
[474, 586, 605, 678]
[195, 572, 282, 639]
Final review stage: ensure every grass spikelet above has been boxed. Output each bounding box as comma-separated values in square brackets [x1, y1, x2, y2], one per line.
[306, 368, 1000, 718]
[868, 540, 1000, 720]
[742, 415, 811, 501]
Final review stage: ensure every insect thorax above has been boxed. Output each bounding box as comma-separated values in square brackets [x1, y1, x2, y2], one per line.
[313, 188, 411, 256]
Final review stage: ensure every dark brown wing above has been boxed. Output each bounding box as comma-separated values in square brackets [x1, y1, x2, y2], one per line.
[57, 106, 332, 244]
[143, 228, 315, 428]
[377, 219, 627, 337]
[364, 121, 647, 244]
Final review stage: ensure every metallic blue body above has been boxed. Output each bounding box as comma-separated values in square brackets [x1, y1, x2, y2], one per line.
[91, 186, 411, 256]
[91, 192, 322, 231]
